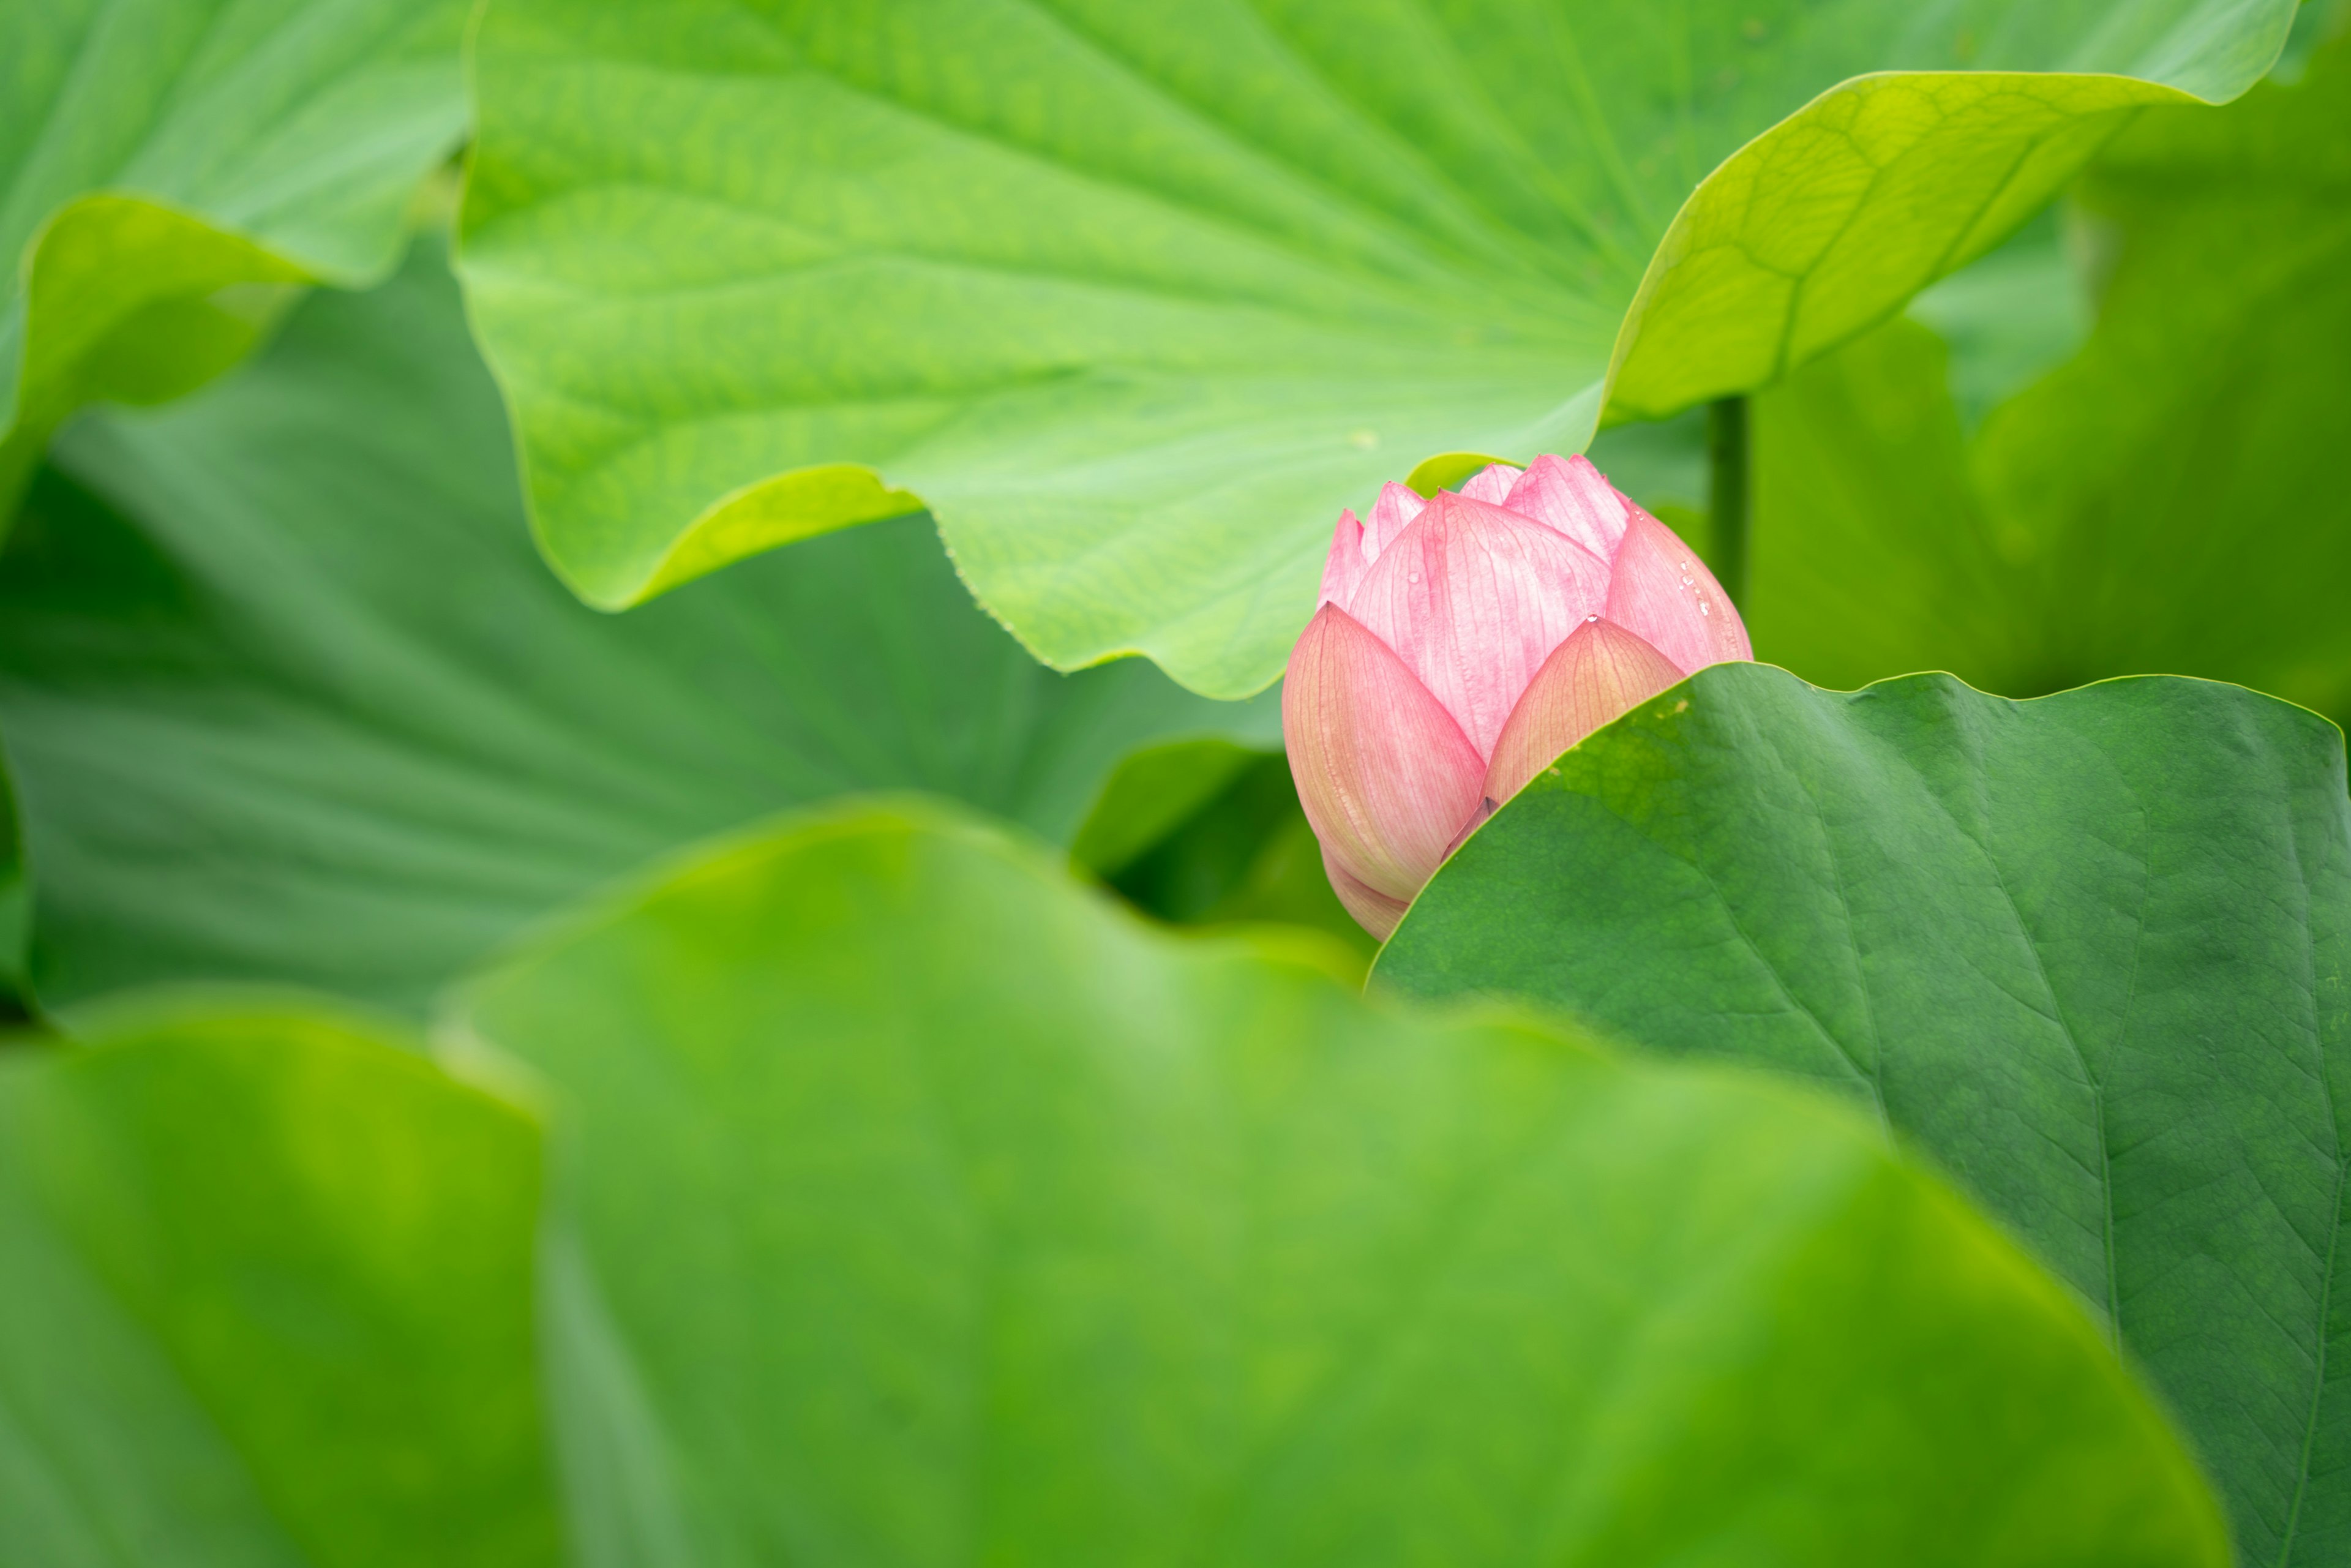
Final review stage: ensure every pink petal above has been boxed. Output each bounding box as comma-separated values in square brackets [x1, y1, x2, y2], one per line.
[1602, 505, 1753, 675]
[1363, 481, 1425, 563]
[1347, 492, 1612, 759]
[1502, 453, 1630, 560]
[1483, 618, 1685, 806]
[1319, 508, 1369, 610]
[1283, 604, 1486, 903]
[1457, 462, 1524, 504]
[1321, 846, 1412, 942]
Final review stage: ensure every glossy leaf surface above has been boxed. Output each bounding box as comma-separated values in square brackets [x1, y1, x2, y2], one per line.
[0, 996, 554, 1566]
[457, 0, 2292, 696]
[0, 244, 1271, 1013]
[451, 799, 2226, 1567]
[1381, 662, 2351, 1566]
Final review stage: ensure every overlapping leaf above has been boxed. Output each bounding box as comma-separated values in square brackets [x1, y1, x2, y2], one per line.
[456, 0, 2295, 696]
[1381, 662, 2351, 1566]
[451, 798, 2226, 1566]
[1072, 740, 1372, 970]
[0, 242, 1272, 1013]
[0, 996, 554, 1566]
[1, 0, 473, 503]
[1744, 21, 2351, 719]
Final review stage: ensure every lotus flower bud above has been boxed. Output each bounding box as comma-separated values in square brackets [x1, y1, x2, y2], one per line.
[1284, 455, 1749, 939]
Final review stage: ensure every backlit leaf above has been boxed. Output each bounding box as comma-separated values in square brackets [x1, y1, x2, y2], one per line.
[457, 0, 2293, 695]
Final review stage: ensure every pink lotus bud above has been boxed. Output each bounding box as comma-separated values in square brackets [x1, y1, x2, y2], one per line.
[1284, 455, 1749, 939]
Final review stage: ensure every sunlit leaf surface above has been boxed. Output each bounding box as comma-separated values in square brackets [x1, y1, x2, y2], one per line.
[457, 0, 2293, 695]
[1382, 662, 2351, 1565]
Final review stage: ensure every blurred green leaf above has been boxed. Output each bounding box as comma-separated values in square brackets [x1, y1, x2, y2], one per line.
[1902, 209, 2091, 431]
[0, 242, 1272, 1015]
[1745, 314, 2029, 693]
[0, 995, 554, 1566]
[449, 798, 2227, 1567]
[0, 0, 473, 503]
[1074, 740, 1376, 973]
[1381, 662, 2351, 1564]
[0, 745, 27, 1018]
[1095, 749, 1378, 972]
[456, 0, 2293, 697]
[1745, 25, 2351, 721]
[1070, 738, 1266, 879]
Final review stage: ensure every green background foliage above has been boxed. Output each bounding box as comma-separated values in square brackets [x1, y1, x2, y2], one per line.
[1743, 23, 2351, 721]
[1381, 663, 2351, 1565]
[0, 244, 1271, 1014]
[1073, 741, 1375, 974]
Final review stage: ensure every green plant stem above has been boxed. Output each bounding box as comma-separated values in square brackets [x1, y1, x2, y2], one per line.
[1708, 394, 1750, 609]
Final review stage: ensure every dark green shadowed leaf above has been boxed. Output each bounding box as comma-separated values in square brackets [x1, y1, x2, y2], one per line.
[1380, 662, 2351, 1566]
[0, 242, 1272, 1015]
[1743, 23, 2351, 721]
[0, 996, 555, 1566]
[1071, 739, 1374, 971]
[1092, 748, 1378, 973]
[0, 746, 27, 1018]
[1070, 738, 1268, 879]
[0, 0, 473, 502]
[450, 798, 2225, 1567]
[456, 0, 2293, 696]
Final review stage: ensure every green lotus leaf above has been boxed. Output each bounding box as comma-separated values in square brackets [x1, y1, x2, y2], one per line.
[1380, 661, 2351, 1565]
[448, 797, 2226, 1565]
[1741, 19, 2351, 720]
[0, 0, 473, 507]
[0, 995, 555, 1566]
[456, 0, 2295, 696]
[0, 241, 1270, 1015]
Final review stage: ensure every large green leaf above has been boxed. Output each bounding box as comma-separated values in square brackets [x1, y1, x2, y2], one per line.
[447, 797, 2227, 1565]
[456, 0, 2294, 697]
[1744, 20, 2351, 721]
[1379, 662, 2351, 1566]
[0, 0, 473, 503]
[0, 994, 555, 1566]
[0, 241, 1272, 1015]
